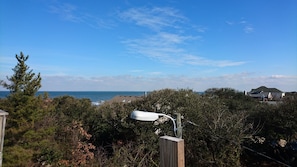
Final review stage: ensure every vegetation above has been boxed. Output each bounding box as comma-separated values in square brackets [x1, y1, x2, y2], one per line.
[0, 53, 296, 166]
[1, 52, 41, 96]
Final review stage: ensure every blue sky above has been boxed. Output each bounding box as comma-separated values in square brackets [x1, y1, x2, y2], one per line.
[1, 0, 296, 92]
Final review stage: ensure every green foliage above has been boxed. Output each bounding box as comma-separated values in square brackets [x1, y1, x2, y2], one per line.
[0, 52, 41, 96]
[204, 87, 258, 112]
[127, 89, 251, 166]
[2, 97, 54, 166]
[38, 96, 98, 166]
[0, 52, 43, 144]
[1, 55, 295, 167]
[51, 96, 95, 126]
[0, 52, 49, 166]
[33, 141, 62, 165]
[181, 98, 247, 166]
[248, 94, 297, 141]
[3, 145, 34, 167]
[109, 142, 159, 167]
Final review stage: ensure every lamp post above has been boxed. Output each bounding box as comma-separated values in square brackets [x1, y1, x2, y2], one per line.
[130, 110, 182, 137]
[0, 109, 8, 167]
[130, 110, 184, 167]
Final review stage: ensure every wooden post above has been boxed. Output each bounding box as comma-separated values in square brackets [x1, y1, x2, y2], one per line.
[176, 113, 182, 138]
[160, 136, 184, 167]
[0, 110, 8, 167]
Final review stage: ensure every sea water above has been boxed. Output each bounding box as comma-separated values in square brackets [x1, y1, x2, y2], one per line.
[0, 91, 146, 104]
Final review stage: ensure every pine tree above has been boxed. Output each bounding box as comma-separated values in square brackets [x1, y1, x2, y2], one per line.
[0, 52, 43, 132]
[1, 52, 41, 96]
[0, 52, 44, 166]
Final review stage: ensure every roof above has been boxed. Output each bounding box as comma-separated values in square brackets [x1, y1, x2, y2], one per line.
[250, 86, 282, 93]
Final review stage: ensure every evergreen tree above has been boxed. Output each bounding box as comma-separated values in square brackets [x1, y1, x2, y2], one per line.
[0, 52, 42, 131]
[0, 52, 44, 166]
[1, 52, 41, 96]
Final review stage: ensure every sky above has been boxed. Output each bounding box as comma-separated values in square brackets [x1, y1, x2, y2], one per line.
[0, 0, 296, 92]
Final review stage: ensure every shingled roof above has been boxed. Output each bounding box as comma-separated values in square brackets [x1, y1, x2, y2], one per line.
[250, 86, 282, 93]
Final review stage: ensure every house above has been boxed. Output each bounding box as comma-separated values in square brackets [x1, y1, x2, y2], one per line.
[247, 86, 285, 101]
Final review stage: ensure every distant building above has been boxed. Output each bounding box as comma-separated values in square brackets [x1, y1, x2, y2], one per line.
[247, 86, 285, 101]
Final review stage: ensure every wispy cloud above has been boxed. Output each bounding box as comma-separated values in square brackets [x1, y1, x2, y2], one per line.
[243, 25, 254, 33]
[119, 7, 186, 31]
[225, 21, 234, 25]
[226, 19, 254, 33]
[195, 25, 208, 33]
[49, 3, 82, 22]
[239, 19, 254, 33]
[48, 2, 115, 29]
[182, 55, 246, 67]
[120, 7, 246, 67]
[123, 32, 245, 67]
[123, 32, 193, 64]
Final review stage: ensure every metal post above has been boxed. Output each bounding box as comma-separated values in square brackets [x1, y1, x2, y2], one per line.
[160, 136, 185, 167]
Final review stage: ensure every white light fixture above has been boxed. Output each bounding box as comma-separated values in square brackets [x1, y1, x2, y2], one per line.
[130, 110, 178, 136]
[130, 110, 185, 167]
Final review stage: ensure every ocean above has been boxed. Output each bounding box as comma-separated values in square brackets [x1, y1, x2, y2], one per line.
[0, 91, 146, 104]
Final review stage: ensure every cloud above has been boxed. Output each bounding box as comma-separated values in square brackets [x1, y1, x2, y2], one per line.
[239, 19, 254, 33]
[119, 7, 245, 67]
[48, 2, 115, 29]
[182, 55, 246, 67]
[49, 3, 82, 22]
[239, 20, 247, 24]
[19, 73, 296, 92]
[225, 21, 234, 25]
[226, 19, 254, 33]
[195, 25, 207, 33]
[148, 71, 163, 76]
[123, 32, 245, 67]
[122, 32, 188, 64]
[243, 25, 254, 33]
[119, 7, 186, 31]
[2, 69, 295, 92]
[270, 75, 286, 78]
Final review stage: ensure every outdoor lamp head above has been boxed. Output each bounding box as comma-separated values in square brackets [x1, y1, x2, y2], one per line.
[130, 110, 160, 121]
